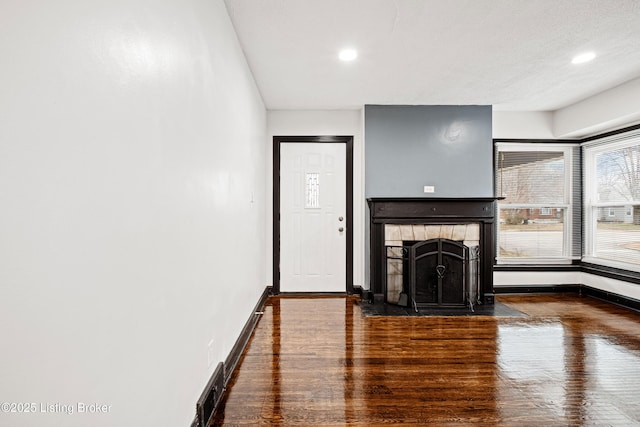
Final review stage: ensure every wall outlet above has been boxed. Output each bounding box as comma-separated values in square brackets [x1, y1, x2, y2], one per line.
[423, 185, 435, 193]
[207, 340, 215, 368]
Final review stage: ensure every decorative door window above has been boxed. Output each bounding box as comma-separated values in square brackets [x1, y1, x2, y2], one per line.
[305, 173, 320, 208]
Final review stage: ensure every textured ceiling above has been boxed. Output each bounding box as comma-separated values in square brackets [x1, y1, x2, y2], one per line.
[224, 0, 640, 111]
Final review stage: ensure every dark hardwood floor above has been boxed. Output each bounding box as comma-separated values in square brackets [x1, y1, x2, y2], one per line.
[210, 294, 640, 426]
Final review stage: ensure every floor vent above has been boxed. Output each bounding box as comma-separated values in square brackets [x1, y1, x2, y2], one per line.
[196, 362, 224, 427]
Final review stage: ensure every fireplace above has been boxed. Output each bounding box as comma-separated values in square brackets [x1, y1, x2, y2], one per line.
[386, 237, 480, 311]
[368, 198, 497, 307]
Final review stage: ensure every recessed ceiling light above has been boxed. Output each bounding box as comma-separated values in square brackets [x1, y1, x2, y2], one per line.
[339, 49, 358, 61]
[571, 52, 596, 64]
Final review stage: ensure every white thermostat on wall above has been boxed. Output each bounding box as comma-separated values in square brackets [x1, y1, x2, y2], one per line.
[423, 185, 435, 193]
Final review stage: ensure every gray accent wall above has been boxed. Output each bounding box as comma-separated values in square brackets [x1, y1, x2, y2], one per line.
[365, 105, 493, 198]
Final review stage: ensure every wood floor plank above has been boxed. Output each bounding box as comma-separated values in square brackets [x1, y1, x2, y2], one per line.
[210, 294, 640, 426]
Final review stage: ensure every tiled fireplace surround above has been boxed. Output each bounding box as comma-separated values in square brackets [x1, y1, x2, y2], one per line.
[368, 198, 497, 306]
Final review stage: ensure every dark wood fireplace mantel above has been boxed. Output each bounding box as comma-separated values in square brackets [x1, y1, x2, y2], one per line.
[368, 197, 498, 305]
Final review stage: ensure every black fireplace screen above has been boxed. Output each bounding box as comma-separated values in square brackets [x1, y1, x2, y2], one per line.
[386, 238, 480, 311]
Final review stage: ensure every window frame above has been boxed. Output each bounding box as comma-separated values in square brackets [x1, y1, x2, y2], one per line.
[583, 130, 640, 272]
[495, 142, 575, 265]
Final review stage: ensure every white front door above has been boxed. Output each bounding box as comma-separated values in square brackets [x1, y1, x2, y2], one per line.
[280, 143, 346, 292]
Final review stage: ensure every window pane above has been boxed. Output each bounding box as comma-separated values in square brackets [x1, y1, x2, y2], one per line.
[495, 145, 573, 262]
[594, 206, 640, 265]
[596, 145, 640, 203]
[305, 172, 320, 208]
[499, 207, 565, 258]
[497, 151, 565, 204]
[586, 134, 640, 269]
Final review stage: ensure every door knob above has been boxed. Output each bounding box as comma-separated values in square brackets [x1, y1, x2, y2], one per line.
[339, 227, 344, 232]
[338, 216, 344, 222]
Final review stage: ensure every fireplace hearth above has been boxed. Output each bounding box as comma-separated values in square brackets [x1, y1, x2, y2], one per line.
[368, 198, 497, 308]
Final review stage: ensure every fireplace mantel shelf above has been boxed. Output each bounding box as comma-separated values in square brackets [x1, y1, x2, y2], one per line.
[367, 197, 502, 202]
[368, 197, 500, 223]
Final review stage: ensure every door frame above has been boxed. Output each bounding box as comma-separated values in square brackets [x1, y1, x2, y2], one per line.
[273, 135, 354, 295]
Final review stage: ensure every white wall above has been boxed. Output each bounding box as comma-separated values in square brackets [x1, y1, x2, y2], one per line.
[494, 271, 582, 287]
[494, 271, 640, 301]
[553, 77, 640, 138]
[492, 111, 556, 139]
[579, 272, 640, 301]
[267, 110, 365, 289]
[494, 78, 640, 140]
[0, 1, 266, 426]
